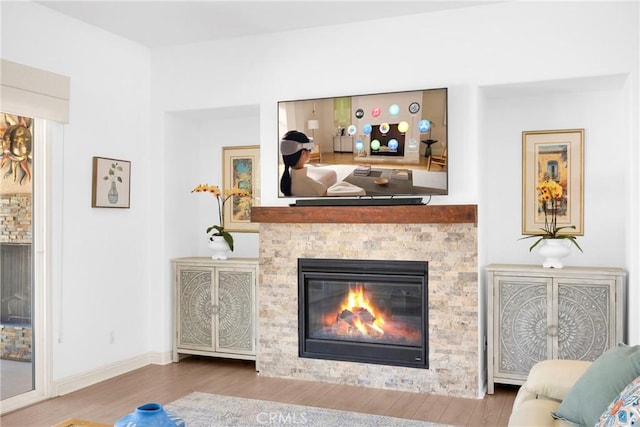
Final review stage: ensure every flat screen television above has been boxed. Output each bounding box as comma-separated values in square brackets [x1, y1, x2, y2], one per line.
[278, 88, 447, 204]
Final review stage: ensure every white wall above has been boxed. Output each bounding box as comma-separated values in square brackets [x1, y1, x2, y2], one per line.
[152, 0, 639, 335]
[151, 1, 639, 394]
[1, 0, 638, 398]
[482, 76, 629, 268]
[164, 108, 261, 259]
[1, 1, 153, 384]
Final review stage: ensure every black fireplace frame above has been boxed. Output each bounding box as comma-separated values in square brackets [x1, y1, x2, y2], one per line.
[298, 258, 428, 369]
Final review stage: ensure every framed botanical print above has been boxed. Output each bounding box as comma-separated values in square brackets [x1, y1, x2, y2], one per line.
[91, 156, 131, 208]
[222, 145, 260, 232]
[522, 129, 584, 235]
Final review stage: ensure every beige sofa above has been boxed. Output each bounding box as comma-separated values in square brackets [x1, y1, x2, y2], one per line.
[509, 344, 640, 427]
[508, 359, 592, 427]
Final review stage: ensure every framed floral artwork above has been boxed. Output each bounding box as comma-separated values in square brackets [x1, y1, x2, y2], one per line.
[91, 156, 131, 208]
[522, 129, 584, 235]
[222, 145, 260, 232]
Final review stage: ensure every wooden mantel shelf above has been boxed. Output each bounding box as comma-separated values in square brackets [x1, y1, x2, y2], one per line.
[251, 204, 477, 224]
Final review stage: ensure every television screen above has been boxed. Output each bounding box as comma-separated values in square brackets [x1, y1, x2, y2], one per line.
[277, 88, 447, 201]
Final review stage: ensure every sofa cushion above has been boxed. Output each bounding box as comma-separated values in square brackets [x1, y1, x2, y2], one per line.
[552, 344, 640, 427]
[596, 374, 640, 426]
[513, 384, 539, 408]
[509, 398, 561, 427]
[524, 359, 592, 401]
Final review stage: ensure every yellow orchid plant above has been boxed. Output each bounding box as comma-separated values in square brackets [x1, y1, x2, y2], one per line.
[519, 180, 582, 252]
[191, 184, 250, 251]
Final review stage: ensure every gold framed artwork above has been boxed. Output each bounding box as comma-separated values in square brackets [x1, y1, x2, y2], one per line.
[91, 156, 131, 208]
[222, 145, 260, 232]
[522, 129, 584, 235]
[0, 113, 34, 190]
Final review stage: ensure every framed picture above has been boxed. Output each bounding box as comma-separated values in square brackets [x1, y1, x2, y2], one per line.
[522, 129, 584, 235]
[222, 145, 260, 232]
[91, 156, 131, 208]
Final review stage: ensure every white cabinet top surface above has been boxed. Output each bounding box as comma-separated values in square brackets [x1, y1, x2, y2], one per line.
[172, 257, 258, 266]
[486, 263, 625, 277]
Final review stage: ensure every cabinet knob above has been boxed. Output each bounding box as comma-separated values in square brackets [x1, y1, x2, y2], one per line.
[547, 325, 559, 336]
[211, 305, 219, 315]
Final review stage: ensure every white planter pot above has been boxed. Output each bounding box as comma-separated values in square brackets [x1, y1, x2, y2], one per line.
[537, 239, 572, 268]
[208, 236, 230, 260]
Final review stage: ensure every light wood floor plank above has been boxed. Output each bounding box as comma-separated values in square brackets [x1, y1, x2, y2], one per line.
[280, 380, 339, 407]
[324, 384, 377, 412]
[467, 382, 513, 426]
[386, 390, 427, 420]
[439, 396, 479, 426]
[1, 357, 517, 427]
[412, 393, 453, 422]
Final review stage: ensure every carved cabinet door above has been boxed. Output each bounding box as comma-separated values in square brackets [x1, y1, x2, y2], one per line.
[494, 275, 553, 382]
[555, 278, 614, 361]
[176, 268, 214, 352]
[214, 267, 256, 355]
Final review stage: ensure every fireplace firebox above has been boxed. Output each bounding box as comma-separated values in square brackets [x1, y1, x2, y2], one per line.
[298, 258, 428, 369]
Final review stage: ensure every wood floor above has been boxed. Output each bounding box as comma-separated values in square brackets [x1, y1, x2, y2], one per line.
[1, 356, 518, 427]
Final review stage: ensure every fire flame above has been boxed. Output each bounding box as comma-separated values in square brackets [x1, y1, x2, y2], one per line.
[341, 284, 385, 336]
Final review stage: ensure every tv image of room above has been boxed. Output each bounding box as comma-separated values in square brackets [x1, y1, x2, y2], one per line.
[277, 88, 448, 198]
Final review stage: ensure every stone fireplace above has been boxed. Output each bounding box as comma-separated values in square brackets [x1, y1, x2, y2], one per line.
[253, 204, 479, 398]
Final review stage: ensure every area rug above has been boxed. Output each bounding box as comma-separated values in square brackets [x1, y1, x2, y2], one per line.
[164, 391, 449, 426]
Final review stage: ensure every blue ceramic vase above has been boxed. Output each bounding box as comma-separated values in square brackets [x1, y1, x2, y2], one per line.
[114, 402, 185, 427]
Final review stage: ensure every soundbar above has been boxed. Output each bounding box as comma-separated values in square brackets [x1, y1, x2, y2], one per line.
[291, 197, 424, 207]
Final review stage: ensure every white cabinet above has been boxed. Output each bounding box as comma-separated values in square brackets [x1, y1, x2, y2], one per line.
[333, 136, 353, 153]
[486, 264, 625, 394]
[172, 257, 258, 362]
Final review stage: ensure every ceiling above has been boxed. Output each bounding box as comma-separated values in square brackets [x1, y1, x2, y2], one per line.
[35, 1, 499, 48]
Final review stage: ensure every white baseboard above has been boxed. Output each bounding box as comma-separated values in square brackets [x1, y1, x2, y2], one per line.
[53, 351, 173, 396]
[149, 350, 173, 365]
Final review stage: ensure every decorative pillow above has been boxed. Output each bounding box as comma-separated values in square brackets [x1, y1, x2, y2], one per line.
[597, 375, 640, 427]
[552, 344, 640, 427]
[524, 359, 592, 401]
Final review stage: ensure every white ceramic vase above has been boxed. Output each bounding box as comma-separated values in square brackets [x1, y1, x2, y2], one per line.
[537, 238, 572, 268]
[208, 235, 230, 260]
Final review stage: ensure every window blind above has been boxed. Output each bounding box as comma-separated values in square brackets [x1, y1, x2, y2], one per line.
[0, 59, 70, 123]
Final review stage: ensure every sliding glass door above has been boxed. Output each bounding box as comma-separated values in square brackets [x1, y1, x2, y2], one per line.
[1, 115, 56, 412]
[0, 60, 67, 412]
[0, 114, 35, 401]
